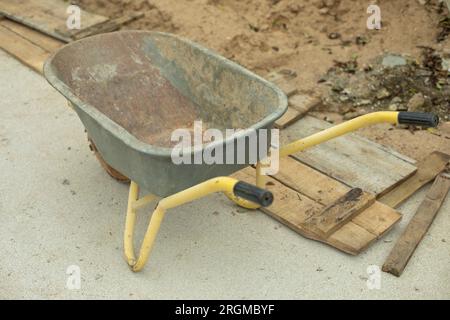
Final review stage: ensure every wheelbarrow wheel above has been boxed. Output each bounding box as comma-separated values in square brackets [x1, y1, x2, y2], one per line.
[88, 137, 130, 183]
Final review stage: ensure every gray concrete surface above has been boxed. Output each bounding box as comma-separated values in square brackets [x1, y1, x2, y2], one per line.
[0, 49, 449, 299]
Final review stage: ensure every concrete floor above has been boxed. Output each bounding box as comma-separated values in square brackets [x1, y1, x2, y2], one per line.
[0, 49, 449, 299]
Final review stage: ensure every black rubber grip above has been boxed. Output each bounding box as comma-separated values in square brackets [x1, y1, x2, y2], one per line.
[398, 112, 439, 127]
[233, 181, 274, 207]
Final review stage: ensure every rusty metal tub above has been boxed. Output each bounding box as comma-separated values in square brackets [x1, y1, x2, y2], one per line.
[44, 31, 288, 197]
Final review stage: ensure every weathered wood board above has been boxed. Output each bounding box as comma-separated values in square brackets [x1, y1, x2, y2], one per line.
[1, 18, 63, 52]
[0, 19, 64, 73]
[382, 173, 450, 277]
[268, 71, 321, 129]
[379, 151, 450, 208]
[232, 157, 402, 255]
[70, 12, 144, 41]
[0, 24, 51, 72]
[275, 107, 304, 129]
[275, 94, 322, 129]
[0, 0, 109, 42]
[281, 116, 418, 196]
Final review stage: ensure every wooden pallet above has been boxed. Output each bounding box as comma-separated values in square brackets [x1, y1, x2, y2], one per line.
[230, 115, 424, 254]
[232, 158, 402, 255]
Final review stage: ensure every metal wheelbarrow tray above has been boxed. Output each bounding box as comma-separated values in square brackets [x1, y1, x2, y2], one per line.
[44, 31, 287, 197]
[44, 31, 439, 272]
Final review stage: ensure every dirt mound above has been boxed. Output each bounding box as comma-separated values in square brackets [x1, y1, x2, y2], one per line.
[71, 0, 450, 159]
[72, 1, 449, 93]
[319, 48, 450, 120]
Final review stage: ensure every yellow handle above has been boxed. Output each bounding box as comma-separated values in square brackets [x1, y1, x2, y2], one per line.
[279, 111, 399, 157]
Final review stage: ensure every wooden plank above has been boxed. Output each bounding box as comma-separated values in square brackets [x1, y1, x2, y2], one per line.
[0, 24, 50, 73]
[289, 94, 321, 114]
[379, 151, 450, 208]
[353, 202, 402, 237]
[328, 202, 401, 255]
[382, 173, 450, 277]
[266, 71, 298, 97]
[281, 115, 418, 196]
[232, 167, 324, 241]
[304, 188, 375, 238]
[274, 107, 303, 129]
[275, 94, 321, 129]
[70, 12, 144, 40]
[327, 222, 377, 255]
[0, 19, 63, 52]
[273, 156, 349, 205]
[0, 0, 109, 42]
[276, 79, 298, 97]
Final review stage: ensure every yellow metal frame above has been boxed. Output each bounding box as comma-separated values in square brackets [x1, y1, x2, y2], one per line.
[124, 176, 257, 272]
[124, 111, 401, 271]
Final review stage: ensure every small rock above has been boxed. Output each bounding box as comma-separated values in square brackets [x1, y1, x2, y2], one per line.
[407, 93, 425, 111]
[388, 104, 398, 111]
[442, 58, 450, 73]
[288, 3, 303, 14]
[354, 99, 371, 106]
[376, 88, 391, 100]
[319, 7, 329, 15]
[343, 110, 365, 120]
[62, 179, 70, 186]
[328, 32, 341, 40]
[355, 35, 368, 46]
[324, 116, 334, 123]
[382, 54, 407, 68]
[331, 82, 344, 92]
[363, 64, 373, 72]
[339, 95, 350, 102]
[391, 97, 402, 104]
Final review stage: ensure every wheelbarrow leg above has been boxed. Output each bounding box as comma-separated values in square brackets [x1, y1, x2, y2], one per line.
[124, 181, 162, 270]
[123, 177, 273, 272]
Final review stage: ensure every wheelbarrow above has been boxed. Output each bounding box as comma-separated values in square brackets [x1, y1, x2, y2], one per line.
[44, 31, 439, 272]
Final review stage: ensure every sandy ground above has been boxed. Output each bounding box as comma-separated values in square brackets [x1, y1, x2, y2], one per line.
[72, 0, 450, 93]
[1, 48, 450, 300]
[69, 0, 450, 161]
